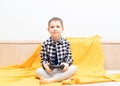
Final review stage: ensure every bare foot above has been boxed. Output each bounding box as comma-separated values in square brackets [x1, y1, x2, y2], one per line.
[62, 76, 75, 81]
[39, 77, 56, 84]
[67, 76, 75, 80]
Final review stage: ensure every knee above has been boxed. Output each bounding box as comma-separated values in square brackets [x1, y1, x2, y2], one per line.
[36, 68, 41, 73]
[69, 65, 77, 73]
[35, 68, 42, 78]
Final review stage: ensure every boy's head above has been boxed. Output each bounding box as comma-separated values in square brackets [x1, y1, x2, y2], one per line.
[48, 17, 64, 41]
[48, 17, 63, 28]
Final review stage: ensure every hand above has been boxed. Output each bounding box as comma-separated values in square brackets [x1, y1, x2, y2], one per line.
[43, 63, 53, 74]
[61, 63, 69, 72]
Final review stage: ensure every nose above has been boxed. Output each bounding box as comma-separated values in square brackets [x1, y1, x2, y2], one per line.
[53, 28, 57, 31]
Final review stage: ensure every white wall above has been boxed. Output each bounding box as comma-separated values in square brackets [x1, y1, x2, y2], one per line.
[0, 0, 120, 41]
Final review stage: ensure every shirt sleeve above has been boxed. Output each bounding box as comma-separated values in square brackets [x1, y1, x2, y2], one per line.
[66, 41, 73, 66]
[40, 42, 49, 67]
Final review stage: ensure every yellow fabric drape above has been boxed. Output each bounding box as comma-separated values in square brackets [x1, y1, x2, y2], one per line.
[0, 35, 120, 86]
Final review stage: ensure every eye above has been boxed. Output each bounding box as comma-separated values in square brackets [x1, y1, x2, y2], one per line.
[50, 26, 54, 28]
[57, 26, 60, 28]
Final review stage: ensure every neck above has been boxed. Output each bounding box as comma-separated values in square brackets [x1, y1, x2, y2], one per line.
[52, 36, 61, 42]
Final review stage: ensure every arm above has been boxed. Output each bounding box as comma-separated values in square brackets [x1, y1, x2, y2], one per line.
[65, 42, 73, 66]
[61, 41, 73, 72]
[40, 43, 48, 67]
[40, 43, 53, 73]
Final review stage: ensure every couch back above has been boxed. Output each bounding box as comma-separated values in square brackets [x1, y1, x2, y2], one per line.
[0, 40, 120, 69]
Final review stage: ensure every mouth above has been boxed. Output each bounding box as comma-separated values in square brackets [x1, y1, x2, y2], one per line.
[53, 32, 58, 34]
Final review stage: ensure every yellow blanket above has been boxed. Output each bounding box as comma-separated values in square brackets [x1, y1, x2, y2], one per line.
[0, 35, 120, 86]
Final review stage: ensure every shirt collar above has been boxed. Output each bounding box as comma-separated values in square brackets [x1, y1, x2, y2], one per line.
[49, 37, 63, 45]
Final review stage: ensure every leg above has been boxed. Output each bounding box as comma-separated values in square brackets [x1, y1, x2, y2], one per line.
[53, 65, 77, 81]
[35, 68, 52, 78]
[36, 68, 57, 84]
[38, 65, 77, 84]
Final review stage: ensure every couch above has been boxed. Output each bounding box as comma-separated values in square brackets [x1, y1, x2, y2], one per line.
[0, 35, 120, 86]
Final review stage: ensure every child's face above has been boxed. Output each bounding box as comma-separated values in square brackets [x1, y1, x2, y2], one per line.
[48, 20, 64, 39]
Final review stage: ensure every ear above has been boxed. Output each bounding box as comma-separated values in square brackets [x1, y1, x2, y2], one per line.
[47, 28, 50, 32]
[62, 27, 64, 31]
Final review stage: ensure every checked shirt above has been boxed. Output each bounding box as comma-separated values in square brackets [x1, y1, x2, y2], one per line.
[40, 37, 73, 68]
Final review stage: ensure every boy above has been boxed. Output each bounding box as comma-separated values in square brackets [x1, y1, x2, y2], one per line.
[36, 17, 77, 84]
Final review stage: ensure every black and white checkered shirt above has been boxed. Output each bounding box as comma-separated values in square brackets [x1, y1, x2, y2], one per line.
[40, 37, 73, 68]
